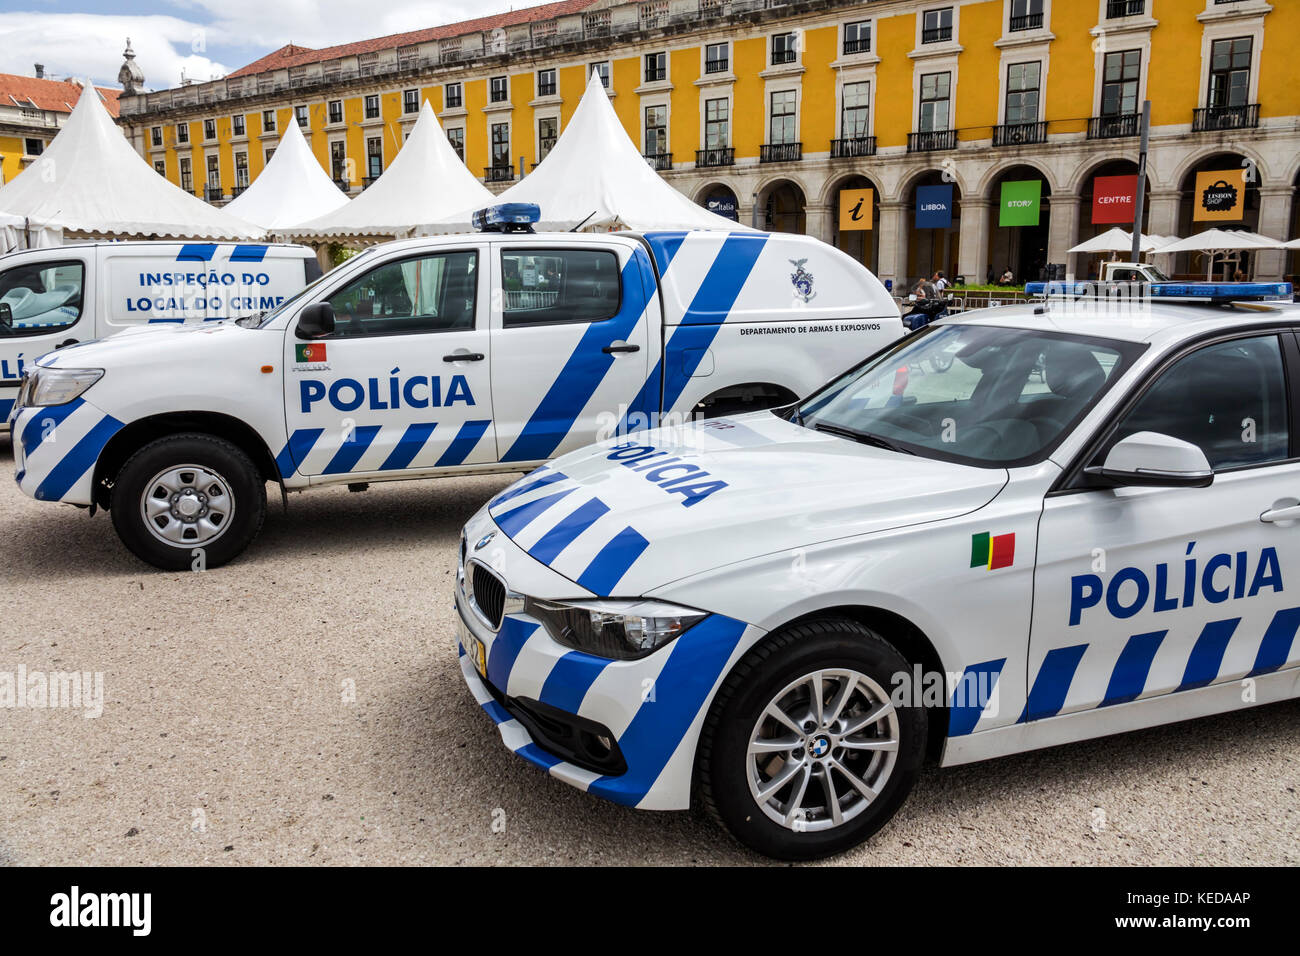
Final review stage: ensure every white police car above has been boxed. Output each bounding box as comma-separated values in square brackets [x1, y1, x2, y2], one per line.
[7, 204, 901, 569]
[456, 281, 1300, 859]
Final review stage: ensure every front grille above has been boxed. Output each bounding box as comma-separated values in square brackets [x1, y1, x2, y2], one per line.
[471, 563, 506, 629]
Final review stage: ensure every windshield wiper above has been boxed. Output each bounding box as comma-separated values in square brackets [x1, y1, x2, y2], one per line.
[812, 422, 915, 455]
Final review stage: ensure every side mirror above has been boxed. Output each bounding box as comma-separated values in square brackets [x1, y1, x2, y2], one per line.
[1085, 431, 1214, 488]
[296, 302, 335, 339]
[0, 302, 11, 328]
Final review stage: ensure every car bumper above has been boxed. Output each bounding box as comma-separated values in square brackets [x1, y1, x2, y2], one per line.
[10, 397, 123, 505]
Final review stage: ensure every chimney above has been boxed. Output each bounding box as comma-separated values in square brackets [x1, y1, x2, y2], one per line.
[34, 63, 45, 79]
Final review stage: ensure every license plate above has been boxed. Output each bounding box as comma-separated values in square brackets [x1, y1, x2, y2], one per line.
[458, 616, 487, 679]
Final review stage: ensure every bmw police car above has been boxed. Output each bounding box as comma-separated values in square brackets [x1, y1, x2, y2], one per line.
[456, 280, 1300, 859]
[7, 204, 901, 569]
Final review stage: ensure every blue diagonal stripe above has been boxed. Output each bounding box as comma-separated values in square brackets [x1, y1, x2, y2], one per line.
[20, 397, 83, 458]
[494, 488, 575, 538]
[176, 243, 217, 261]
[435, 419, 491, 467]
[276, 427, 323, 477]
[1019, 644, 1087, 723]
[485, 617, 539, 692]
[516, 742, 563, 770]
[643, 231, 688, 274]
[947, 658, 1006, 737]
[538, 650, 613, 715]
[576, 526, 650, 595]
[528, 498, 610, 565]
[490, 469, 566, 509]
[379, 422, 437, 471]
[34, 414, 123, 502]
[1250, 605, 1300, 676]
[1178, 618, 1239, 691]
[229, 244, 268, 262]
[0, 398, 12, 423]
[1100, 630, 1165, 707]
[321, 424, 381, 474]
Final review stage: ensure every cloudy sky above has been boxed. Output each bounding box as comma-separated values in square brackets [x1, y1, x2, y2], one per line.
[0, 0, 522, 89]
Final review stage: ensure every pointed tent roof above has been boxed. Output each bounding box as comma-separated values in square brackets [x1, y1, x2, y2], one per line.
[427, 72, 754, 234]
[0, 80, 260, 240]
[291, 101, 494, 240]
[224, 119, 349, 230]
[1068, 227, 1167, 255]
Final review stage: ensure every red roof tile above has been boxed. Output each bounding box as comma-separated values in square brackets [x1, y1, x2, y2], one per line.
[228, 0, 600, 79]
[0, 73, 121, 118]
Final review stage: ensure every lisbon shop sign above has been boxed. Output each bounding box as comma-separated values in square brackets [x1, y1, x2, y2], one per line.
[1193, 169, 1246, 222]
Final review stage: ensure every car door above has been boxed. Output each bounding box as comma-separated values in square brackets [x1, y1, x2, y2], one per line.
[1028, 331, 1300, 722]
[281, 245, 497, 478]
[489, 240, 651, 464]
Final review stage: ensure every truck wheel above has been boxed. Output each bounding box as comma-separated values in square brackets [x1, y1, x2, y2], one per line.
[696, 619, 926, 860]
[111, 433, 266, 571]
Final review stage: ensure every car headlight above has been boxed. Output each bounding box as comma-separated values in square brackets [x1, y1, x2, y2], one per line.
[20, 367, 104, 407]
[526, 597, 708, 660]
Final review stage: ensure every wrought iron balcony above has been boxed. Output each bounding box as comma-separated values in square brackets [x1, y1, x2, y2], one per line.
[922, 26, 953, 43]
[695, 146, 734, 168]
[1105, 0, 1145, 18]
[830, 136, 877, 158]
[333, 178, 351, 192]
[362, 176, 379, 189]
[230, 185, 248, 198]
[1192, 103, 1260, 132]
[1087, 113, 1140, 139]
[1009, 12, 1043, 31]
[484, 165, 515, 183]
[992, 120, 1047, 147]
[204, 185, 223, 202]
[644, 152, 673, 171]
[907, 129, 957, 152]
[760, 142, 802, 163]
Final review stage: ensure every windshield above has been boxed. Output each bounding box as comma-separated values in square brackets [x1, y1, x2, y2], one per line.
[793, 324, 1144, 466]
[1146, 264, 1170, 281]
[252, 248, 380, 329]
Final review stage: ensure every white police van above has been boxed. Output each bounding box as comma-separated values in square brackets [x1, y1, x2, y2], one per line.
[454, 279, 1300, 859]
[8, 204, 902, 569]
[0, 241, 319, 428]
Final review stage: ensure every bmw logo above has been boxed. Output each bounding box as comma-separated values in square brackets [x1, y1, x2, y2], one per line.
[475, 532, 496, 551]
[810, 736, 830, 758]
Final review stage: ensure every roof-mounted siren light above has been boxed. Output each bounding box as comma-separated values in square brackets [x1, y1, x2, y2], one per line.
[472, 202, 541, 234]
[1025, 280, 1293, 304]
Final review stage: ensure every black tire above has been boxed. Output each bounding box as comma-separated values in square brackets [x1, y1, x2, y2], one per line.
[696, 618, 926, 860]
[110, 433, 266, 571]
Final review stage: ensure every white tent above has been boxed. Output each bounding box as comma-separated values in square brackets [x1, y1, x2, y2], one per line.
[224, 120, 348, 232]
[0, 211, 61, 253]
[0, 80, 261, 240]
[1068, 227, 1168, 255]
[291, 101, 493, 241]
[1159, 228, 1283, 279]
[425, 72, 753, 234]
[1283, 237, 1300, 250]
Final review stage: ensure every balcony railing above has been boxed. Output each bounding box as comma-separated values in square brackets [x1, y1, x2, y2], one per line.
[704, 57, 728, 74]
[484, 165, 515, 183]
[760, 142, 802, 163]
[830, 136, 877, 158]
[1009, 12, 1044, 31]
[1087, 113, 1141, 139]
[992, 120, 1047, 147]
[644, 152, 673, 171]
[771, 49, 796, 65]
[1105, 0, 1145, 18]
[204, 185, 223, 201]
[843, 38, 871, 55]
[695, 146, 735, 168]
[922, 26, 953, 43]
[230, 185, 248, 198]
[333, 178, 351, 192]
[362, 176, 379, 189]
[1193, 103, 1260, 132]
[908, 129, 957, 152]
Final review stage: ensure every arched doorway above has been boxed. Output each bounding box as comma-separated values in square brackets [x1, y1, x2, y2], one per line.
[1175, 151, 1261, 279]
[1075, 159, 1153, 279]
[828, 173, 881, 274]
[697, 183, 740, 223]
[758, 179, 806, 234]
[905, 170, 961, 289]
[987, 164, 1051, 285]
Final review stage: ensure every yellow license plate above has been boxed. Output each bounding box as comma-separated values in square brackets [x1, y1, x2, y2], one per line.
[459, 617, 487, 679]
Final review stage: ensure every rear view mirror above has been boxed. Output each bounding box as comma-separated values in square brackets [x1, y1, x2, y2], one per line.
[1086, 431, 1214, 488]
[296, 302, 335, 339]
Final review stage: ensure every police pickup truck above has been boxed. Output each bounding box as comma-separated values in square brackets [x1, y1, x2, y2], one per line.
[454, 280, 1299, 859]
[9, 204, 902, 569]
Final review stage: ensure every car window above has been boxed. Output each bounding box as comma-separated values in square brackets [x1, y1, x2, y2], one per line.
[501, 248, 621, 327]
[326, 251, 477, 337]
[1107, 334, 1289, 471]
[0, 260, 85, 337]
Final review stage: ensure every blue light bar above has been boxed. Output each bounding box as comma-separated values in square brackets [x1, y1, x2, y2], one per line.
[472, 202, 541, 233]
[1025, 280, 1293, 302]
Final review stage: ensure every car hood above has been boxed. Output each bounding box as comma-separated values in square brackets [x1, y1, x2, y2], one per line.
[37, 322, 267, 369]
[485, 412, 1009, 596]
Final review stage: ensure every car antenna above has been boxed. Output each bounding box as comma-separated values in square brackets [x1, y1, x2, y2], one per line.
[570, 211, 597, 232]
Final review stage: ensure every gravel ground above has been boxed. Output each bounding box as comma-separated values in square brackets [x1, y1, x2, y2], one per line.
[0, 431, 1297, 866]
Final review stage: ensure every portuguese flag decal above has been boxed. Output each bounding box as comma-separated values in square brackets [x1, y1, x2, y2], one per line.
[971, 531, 1015, 570]
[295, 343, 327, 363]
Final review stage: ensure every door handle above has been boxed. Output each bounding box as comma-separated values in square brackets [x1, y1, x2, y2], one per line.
[602, 343, 640, 354]
[1260, 505, 1300, 523]
[443, 352, 485, 362]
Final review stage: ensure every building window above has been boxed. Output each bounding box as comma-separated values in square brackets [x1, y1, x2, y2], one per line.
[154, 159, 166, 176]
[235, 151, 249, 187]
[644, 105, 667, 155]
[769, 90, 797, 144]
[295, 105, 308, 128]
[206, 154, 220, 187]
[150, 126, 162, 147]
[490, 76, 508, 103]
[179, 156, 193, 192]
[366, 137, 382, 179]
[491, 122, 510, 168]
[1005, 62, 1041, 124]
[265, 147, 275, 164]
[771, 33, 797, 65]
[1010, 0, 1044, 32]
[841, 81, 870, 137]
[403, 88, 419, 114]
[645, 52, 666, 83]
[590, 61, 611, 88]
[919, 71, 952, 130]
[177, 122, 190, 143]
[448, 127, 465, 160]
[232, 114, 245, 136]
[328, 100, 343, 124]
[1101, 49, 1141, 116]
[705, 97, 729, 147]
[844, 20, 871, 55]
[538, 117, 557, 160]
[262, 110, 276, 133]
[1208, 36, 1252, 109]
[922, 7, 954, 44]
[363, 95, 379, 119]
[537, 68, 556, 97]
[445, 82, 462, 108]
[705, 42, 729, 74]
[331, 141, 347, 181]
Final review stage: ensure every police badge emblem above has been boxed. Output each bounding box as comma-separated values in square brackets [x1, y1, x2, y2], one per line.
[789, 258, 816, 303]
